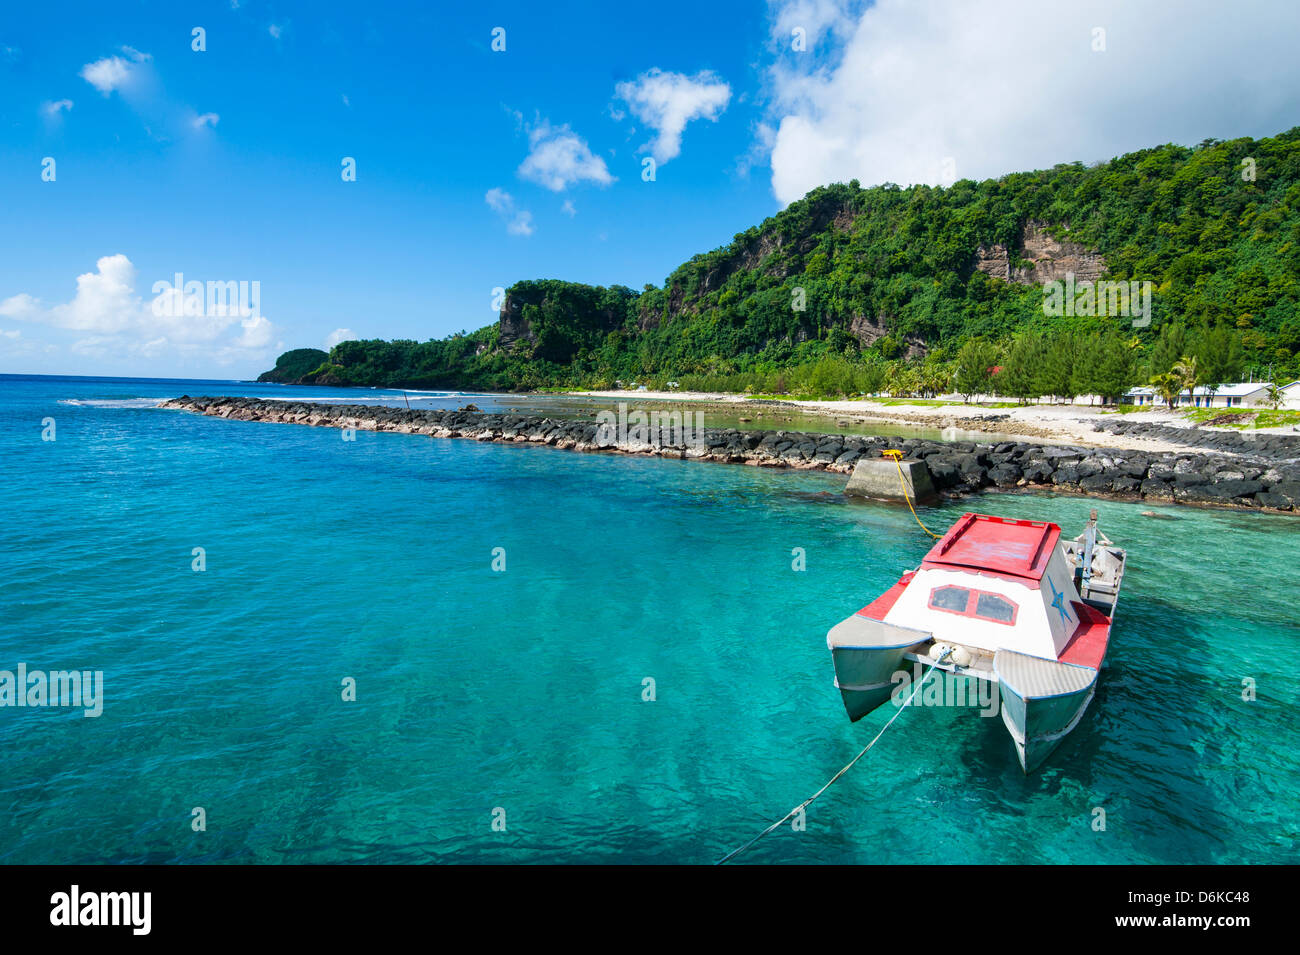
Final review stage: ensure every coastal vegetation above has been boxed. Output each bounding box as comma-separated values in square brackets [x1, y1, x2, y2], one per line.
[261, 128, 1300, 399]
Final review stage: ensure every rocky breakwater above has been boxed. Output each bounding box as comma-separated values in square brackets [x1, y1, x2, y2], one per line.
[1093, 418, 1300, 460]
[160, 397, 1300, 513]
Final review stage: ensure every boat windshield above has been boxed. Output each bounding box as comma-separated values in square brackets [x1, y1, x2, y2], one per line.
[930, 586, 971, 612]
[976, 592, 1016, 623]
[927, 585, 1019, 626]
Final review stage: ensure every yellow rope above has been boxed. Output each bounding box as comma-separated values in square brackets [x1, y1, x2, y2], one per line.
[882, 449, 941, 539]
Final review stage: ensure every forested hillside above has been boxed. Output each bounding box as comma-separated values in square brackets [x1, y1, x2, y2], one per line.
[261, 128, 1300, 398]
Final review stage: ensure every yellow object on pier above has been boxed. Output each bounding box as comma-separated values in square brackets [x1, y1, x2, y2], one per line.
[883, 449, 941, 540]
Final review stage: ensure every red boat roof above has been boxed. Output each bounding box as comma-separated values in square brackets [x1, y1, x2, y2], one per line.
[920, 513, 1060, 582]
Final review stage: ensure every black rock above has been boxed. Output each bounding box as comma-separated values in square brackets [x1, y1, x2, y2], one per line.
[988, 464, 1022, 487]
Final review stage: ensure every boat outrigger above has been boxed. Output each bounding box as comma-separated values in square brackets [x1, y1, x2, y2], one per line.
[827, 510, 1126, 772]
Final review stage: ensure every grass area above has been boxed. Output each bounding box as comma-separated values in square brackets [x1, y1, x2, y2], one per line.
[1181, 407, 1300, 429]
[1253, 409, 1300, 428]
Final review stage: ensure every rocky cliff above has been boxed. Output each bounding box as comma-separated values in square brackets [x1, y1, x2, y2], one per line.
[975, 219, 1107, 284]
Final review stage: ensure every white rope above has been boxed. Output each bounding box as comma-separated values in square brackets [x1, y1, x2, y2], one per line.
[715, 649, 952, 865]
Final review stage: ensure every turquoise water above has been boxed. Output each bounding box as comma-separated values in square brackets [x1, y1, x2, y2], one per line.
[1, 374, 1297, 864]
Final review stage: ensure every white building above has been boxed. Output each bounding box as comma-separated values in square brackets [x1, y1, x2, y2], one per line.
[1124, 382, 1276, 409]
[1282, 381, 1300, 410]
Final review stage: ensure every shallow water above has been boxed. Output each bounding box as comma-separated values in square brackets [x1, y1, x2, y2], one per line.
[1, 375, 1296, 863]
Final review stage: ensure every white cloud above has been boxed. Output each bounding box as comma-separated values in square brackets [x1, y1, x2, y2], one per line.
[79, 46, 150, 95]
[0, 254, 277, 361]
[506, 211, 535, 237]
[80, 57, 132, 95]
[764, 0, 1300, 205]
[769, 0, 856, 50]
[42, 99, 74, 118]
[614, 68, 732, 163]
[192, 112, 220, 129]
[237, 314, 273, 349]
[517, 121, 614, 191]
[268, 23, 283, 39]
[561, 199, 577, 217]
[325, 327, 357, 348]
[484, 188, 535, 236]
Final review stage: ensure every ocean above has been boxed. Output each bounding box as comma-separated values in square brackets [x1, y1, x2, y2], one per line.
[1, 374, 1296, 863]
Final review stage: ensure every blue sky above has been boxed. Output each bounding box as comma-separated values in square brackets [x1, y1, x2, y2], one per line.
[3, 0, 1299, 378]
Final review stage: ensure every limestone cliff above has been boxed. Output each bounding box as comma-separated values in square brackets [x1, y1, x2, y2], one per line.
[975, 220, 1106, 284]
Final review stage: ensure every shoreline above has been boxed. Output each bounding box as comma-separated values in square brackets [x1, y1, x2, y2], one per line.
[568, 389, 1300, 453]
[161, 396, 1300, 515]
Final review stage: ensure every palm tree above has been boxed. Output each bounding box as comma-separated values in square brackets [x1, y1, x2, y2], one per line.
[1150, 372, 1184, 410]
[1171, 354, 1199, 407]
[1263, 380, 1284, 410]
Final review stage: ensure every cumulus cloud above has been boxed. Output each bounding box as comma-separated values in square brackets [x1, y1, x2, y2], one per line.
[42, 99, 74, 118]
[769, 0, 856, 49]
[506, 211, 535, 236]
[325, 327, 357, 348]
[192, 112, 219, 129]
[517, 121, 615, 191]
[614, 68, 732, 163]
[484, 188, 535, 236]
[561, 199, 577, 217]
[80, 46, 150, 95]
[0, 254, 276, 361]
[764, 0, 1300, 204]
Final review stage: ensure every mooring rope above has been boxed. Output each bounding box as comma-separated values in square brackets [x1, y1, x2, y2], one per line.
[715, 649, 952, 864]
[883, 449, 941, 539]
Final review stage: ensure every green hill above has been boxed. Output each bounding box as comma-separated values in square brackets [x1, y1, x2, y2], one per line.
[265, 128, 1300, 397]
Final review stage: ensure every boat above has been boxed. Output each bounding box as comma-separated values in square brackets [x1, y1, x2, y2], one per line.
[826, 510, 1126, 772]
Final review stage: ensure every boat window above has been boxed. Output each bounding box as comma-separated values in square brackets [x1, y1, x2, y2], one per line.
[929, 586, 970, 612]
[975, 592, 1017, 624]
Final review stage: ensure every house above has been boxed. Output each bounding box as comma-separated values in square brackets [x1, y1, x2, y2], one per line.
[1282, 381, 1300, 410]
[1123, 382, 1276, 409]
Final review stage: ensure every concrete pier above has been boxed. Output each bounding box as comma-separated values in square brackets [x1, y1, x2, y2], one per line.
[845, 456, 936, 503]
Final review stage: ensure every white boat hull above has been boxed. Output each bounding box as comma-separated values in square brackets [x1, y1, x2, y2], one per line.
[827, 615, 929, 722]
[995, 649, 1100, 772]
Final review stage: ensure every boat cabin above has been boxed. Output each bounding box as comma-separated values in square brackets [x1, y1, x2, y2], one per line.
[882, 514, 1085, 662]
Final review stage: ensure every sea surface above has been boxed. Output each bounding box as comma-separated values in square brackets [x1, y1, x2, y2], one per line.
[1, 374, 1297, 864]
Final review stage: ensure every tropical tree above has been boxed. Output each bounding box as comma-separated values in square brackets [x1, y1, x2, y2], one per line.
[999, 330, 1046, 404]
[1037, 332, 1077, 402]
[1150, 372, 1184, 410]
[953, 339, 1001, 402]
[1172, 354, 1199, 407]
